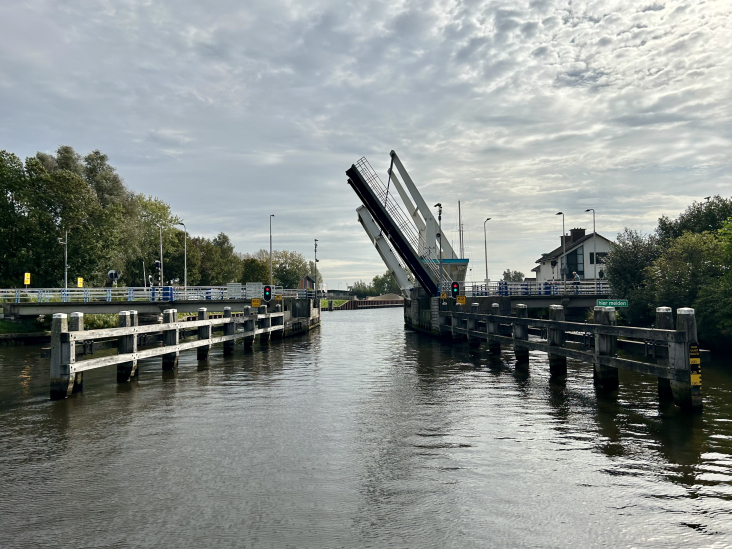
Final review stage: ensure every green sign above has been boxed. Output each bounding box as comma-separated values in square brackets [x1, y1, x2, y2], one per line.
[597, 299, 628, 307]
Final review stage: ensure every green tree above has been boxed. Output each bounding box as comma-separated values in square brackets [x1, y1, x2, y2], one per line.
[502, 269, 525, 282]
[351, 280, 378, 298]
[372, 270, 401, 295]
[240, 257, 270, 285]
[657, 196, 732, 245]
[603, 229, 661, 326]
[272, 249, 309, 288]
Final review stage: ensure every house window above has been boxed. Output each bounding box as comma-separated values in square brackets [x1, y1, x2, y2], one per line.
[590, 252, 608, 265]
[564, 245, 584, 277]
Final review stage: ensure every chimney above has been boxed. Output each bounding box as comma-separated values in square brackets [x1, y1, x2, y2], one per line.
[570, 228, 586, 243]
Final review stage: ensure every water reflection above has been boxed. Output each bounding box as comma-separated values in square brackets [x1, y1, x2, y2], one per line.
[0, 310, 730, 548]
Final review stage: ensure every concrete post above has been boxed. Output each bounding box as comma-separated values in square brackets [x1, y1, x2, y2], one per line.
[655, 306, 673, 400]
[468, 303, 480, 348]
[117, 311, 137, 382]
[50, 313, 73, 400]
[243, 305, 254, 349]
[487, 302, 501, 355]
[669, 308, 702, 411]
[593, 306, 619, 391]
[328, 299, 333, 312]
[548, 305, 567, 378]
[513, 304, 529, 363]
[69, 312, 84, 392]
[259, 305, 270, 343]
[162, 309, 179, 370]
[223, 307, 235, 356]
[197, 308, 211, 360]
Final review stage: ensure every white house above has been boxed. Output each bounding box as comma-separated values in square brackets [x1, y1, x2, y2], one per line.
[531, 228, 613, 282]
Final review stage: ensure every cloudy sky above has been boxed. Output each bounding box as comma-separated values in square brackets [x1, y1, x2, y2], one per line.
[1, 0, 730, 288]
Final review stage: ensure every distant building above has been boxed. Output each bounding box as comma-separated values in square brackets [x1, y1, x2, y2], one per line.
[299, 275, 316, 290]
[532, 228, 613, 282]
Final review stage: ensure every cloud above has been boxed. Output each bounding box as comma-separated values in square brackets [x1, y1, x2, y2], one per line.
[0, 0, 729, 287]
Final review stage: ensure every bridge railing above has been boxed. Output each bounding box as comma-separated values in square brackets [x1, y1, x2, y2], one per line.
[1, 285, 314, 303]
[463, 280, 610, 297]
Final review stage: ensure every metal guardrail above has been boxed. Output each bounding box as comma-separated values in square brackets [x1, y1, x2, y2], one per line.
[1, 286, 319, 303]
[461, 280, 611, 297]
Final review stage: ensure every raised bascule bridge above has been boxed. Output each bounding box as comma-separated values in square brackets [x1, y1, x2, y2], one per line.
[346, 151, 706, 414]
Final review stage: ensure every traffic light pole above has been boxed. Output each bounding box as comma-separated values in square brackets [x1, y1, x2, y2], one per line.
[435, 203, 442, 297]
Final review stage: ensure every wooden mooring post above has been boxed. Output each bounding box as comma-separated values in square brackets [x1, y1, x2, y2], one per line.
[69, 312, 84, 392]
[513, 304, 529, 363]
[655, 307, 673, 400]
[593, 306, 619, 391]
[162, 309, 179, 370]
[547, 305, 566, 378]
[487, 303, 501, 355]
[197, 307, 211, 361]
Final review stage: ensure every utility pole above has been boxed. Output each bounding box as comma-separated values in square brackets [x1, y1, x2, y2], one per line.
[270, 214, 275, 286]
[58, 230, 68, 290]
[435, 203, 442, 297]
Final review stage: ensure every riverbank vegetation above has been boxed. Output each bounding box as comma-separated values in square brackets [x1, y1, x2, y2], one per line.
[350, 270, 402, 298]
[605, 196, 732, 348]
[0, 146, 316, 289]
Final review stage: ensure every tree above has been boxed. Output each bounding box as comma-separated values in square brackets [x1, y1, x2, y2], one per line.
[603, 229, 661, 326]
[83, 150, 129, 208]
[240, 257, 270, 285]
[308, 261, 323, 287]
[351, 280, 378, 298]
[372, 270, 401, 295]
[502, 269, 524, 282]
[272, 249, 309, 289]
[657, 196, 732, 245]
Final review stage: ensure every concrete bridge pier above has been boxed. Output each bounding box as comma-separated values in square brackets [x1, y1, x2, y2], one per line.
[548, 305, 567, 378]
[593, 306, 619, 391]
[655, 307, 674, 400]
[116, 311, 138, 382]
[487, 303, 501, 355]
[69, 312, 84, 392]
[197, 308, 211, 360]
[513, 304, 529, 363]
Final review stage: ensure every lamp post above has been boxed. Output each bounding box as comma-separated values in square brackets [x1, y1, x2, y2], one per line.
[269, 214, 275, 286]
[434, 203, 442, 297]
[483, 217, 491, 292]
[177, 222, 187, 296]
[58, 230, 68, 290]
[158, 225, 164, 287]
[556, 212, 565, 293]
[314, 239, 319, 300]
[585, 209, 596, 282]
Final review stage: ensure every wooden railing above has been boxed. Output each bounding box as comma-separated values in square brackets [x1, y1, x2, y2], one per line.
[49, 305, 284, 400]
[439, 303, 702, 412]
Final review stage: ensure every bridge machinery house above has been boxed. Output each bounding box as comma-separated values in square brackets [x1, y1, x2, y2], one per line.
[532, 228, 613, 282]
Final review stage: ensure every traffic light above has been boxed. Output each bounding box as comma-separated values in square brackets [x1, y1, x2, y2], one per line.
[154, 260, 161, 271]
[451, 281, 460, 299]
[263, 285, 272, 302]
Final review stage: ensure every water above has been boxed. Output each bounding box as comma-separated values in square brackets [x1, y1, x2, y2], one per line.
[1, 308, 731, 548]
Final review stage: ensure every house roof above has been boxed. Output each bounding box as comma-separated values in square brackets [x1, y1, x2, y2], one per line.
[535, 232, 613, 264]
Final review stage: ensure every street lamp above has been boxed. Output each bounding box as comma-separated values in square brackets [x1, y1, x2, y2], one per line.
[434, 203, 442, 297]
[314, 239, 319, 300]
[483, 217, 491, 291]
[270, 214, 275, 286]
[176, 222, 187, 296]
[556, 212, 565, 293]
[58, 230, 68, 290]
[585, 209, 596, 282]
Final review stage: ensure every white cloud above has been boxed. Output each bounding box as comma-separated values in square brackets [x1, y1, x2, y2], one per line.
[0, 0, 729, 287]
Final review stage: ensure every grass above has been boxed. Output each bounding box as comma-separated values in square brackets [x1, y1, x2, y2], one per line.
[321, 299, 349, 308]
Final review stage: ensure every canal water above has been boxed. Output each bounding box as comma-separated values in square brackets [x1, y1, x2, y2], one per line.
[1, 308, 731, 548]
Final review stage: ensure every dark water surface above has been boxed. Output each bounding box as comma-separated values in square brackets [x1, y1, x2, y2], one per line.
[1, 308, 731, 548]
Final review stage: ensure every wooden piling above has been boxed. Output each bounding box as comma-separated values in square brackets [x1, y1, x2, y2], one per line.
[197, 308, 211, 360]
[669, 307, 702, 411]
[468, 303, 481, 348]
[655, 306, 673, 400]
[513, 304, 529, 363]
[547, 305, 567, 378]
[69, 312, 84, 392]
[487, 303, 501, 355]
[593, 306, 619, 391]
[50, 313, 73, 400]
[162, 309, 179, 370]
[259, 305, 271, 343]
[223, 307, 235, 356]
[117, 311, 137, 382]
[243, 306, 254, 348]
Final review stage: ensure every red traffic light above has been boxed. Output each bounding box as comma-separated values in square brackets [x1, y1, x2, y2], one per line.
[263, 285, 272, 302]
[451, 282, 460, 297]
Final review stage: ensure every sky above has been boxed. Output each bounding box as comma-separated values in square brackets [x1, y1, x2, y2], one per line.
[1, 0, 730, 289]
